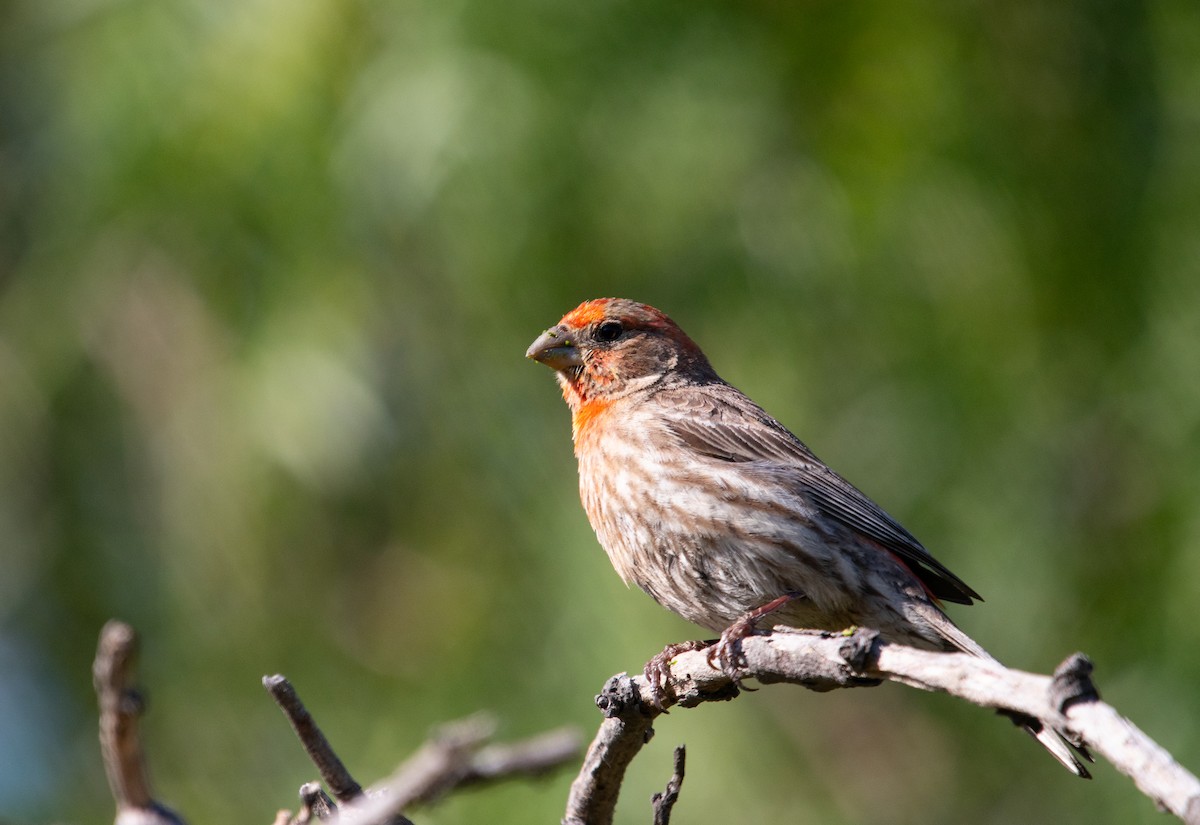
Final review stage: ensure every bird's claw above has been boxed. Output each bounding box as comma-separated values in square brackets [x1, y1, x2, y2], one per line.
[643, 640, 711, 711]
[706, 617, 755, 681]
[706, 593, 801, 682]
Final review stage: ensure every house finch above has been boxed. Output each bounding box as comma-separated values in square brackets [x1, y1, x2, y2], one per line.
[527, 297, 1089, 777]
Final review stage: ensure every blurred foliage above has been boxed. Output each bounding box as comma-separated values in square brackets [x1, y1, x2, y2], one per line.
[1, 0, 1198, 822]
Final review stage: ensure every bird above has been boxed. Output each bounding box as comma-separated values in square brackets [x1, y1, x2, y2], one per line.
[526, 297, 1090, 778]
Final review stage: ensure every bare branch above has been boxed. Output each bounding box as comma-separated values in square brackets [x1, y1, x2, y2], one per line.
[336, 715, 583, 825]
[262, 677, 580, 825]
[377, 713, 497, 808]
[563, 674, 660, 825]
[566, 628, 1200, 825]
[263, 675, 414, 825]
[93, 620, 186, 825]
[87, 621, 575, 825]
[651, 746, 686, 825]
[452, 727, 584, 797]
[264, 675, 365, 803]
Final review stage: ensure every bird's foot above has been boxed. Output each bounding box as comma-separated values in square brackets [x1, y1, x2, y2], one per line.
[707, 620, 754, 681]
[643, 640, 712, 711]
[707, 593, 803, 681]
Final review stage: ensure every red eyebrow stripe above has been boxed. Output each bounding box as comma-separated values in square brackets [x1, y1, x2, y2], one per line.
[560, 298, 614, 328]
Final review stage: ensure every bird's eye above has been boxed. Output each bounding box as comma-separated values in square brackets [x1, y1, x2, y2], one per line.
[594, 320, 624, 343]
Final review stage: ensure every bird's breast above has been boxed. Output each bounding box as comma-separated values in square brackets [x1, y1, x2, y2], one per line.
[573, 419, 851, 630]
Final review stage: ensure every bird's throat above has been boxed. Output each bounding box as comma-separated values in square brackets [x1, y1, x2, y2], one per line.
[570, 399, 612, 446]
[556, 367, 618, 444]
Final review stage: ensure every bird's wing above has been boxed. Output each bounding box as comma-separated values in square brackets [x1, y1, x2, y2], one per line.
[658, 385, 982, 605]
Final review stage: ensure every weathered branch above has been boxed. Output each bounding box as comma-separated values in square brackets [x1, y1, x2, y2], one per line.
[93, 620, 186, 825]
[98, 616, 1192, 825]
[265, 675, 582, 825]
[650, 746, 685, 825]
[263, 674, 414, 825]
[563, 675, 660, 825]
[443, 726, 585, 799]
[92, 621, 580, 825]
[565, 627, 1200, 825]
[335, 714, 583, 825]
[264, 675, 366, 804]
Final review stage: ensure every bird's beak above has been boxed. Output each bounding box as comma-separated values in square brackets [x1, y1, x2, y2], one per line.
[526, 325, 581, 370]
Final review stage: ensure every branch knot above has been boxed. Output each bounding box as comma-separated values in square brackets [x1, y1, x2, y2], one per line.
[595, 674, 648, 720]
[1050, 653, 1100, 713]
[838, 627, 882, 675]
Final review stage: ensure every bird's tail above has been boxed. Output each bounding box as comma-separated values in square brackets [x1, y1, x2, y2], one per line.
[1010, 713, 1092, 779]
[917, 605, 1093, 778]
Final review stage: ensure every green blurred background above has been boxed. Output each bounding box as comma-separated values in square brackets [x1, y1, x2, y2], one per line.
[2, 0, 1198, 822]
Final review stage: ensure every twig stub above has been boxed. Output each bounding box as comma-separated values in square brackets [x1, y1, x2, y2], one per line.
[651, 746, 686, 825]
[298, 782, 337, 822]
[94, 620, 186, 825]
[263, 674, 364, 803]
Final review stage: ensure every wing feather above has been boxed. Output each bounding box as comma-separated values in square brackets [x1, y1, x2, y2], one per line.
[659, 385, 982, 605]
